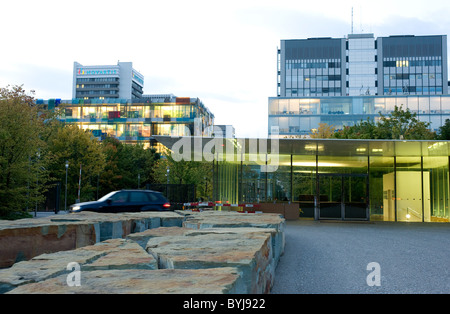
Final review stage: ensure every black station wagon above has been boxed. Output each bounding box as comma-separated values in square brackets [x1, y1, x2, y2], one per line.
[69, 190, 171, 213]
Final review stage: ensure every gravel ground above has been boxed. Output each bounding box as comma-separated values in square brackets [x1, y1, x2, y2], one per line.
[271, 219, 450, 294]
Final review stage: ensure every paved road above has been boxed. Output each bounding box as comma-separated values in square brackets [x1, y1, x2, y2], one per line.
[32, 211, 69, 218]
[271, 220, 450, 294]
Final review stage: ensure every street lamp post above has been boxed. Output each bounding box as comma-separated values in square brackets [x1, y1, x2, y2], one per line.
[166, 166, 170, 198]
[34, 149, 40, 218]
[65, 160, 69, 212]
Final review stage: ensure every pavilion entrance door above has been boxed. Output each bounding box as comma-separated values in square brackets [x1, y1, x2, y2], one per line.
[318, 174, 368, 221]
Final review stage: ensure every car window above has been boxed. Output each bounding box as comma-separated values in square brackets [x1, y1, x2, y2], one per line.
[109, 191, 129, 203]
[147, 192, 166, 202]
[98, 191, 116, 202]
[147, 192, 159, 202]
[130, 191, 149, 202]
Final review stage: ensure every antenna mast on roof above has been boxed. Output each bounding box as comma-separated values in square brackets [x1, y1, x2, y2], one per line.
[351, 7, 354, 34]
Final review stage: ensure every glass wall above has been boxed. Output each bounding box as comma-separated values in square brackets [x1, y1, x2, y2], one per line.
[423, 156, 449, 222]
[293, 155, 316, 217]
[267, 154, 291, 202]
[369, 156, 395, 221]
[241, 155, 266, 203]
[214, 159, 240, 204]
[210, 138, 450, 223]
[268, 95, 450, 136]
[396, 156, 423, 222]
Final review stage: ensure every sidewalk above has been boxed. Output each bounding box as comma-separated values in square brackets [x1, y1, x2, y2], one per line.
[32, 211, 69, 218]
[271, 219, 450, 294]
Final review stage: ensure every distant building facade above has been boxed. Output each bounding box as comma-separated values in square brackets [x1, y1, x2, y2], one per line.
[277, 34, 448, 97]
[73, 61, 144, 100]
[40, 96, 215, 151]
[272, 33, 449, 137]
[269, 94, 450, 137]
[66, 61, 217, 149]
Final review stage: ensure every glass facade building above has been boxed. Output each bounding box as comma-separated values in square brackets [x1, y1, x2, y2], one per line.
[155, 136, 450, 223]
[379, 35, 448, 96]
[277, 34, 448, 97]
[269, 94, 450, 137]
[40, 96, 215, 150]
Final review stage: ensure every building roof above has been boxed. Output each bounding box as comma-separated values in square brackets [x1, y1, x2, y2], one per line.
[154, 136, 450, 158]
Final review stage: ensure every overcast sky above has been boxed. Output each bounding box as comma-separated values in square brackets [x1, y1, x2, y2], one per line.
[1, 0, 450, 138]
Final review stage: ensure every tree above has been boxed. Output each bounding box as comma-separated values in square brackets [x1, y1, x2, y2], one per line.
[155, 147, 213, 201]
[309, 123, 336, 138]
[116, 142, 160, 189]
[46, 125, 105, 205]
[96, 137, 161, 197]
[437, 119, 450, 140]
[0, 85, 49, 218]
[377, 105, 435, 140]
[333, 105, 436, 140]
[97, 137, 123, 197]
[332, 119, 377, 139]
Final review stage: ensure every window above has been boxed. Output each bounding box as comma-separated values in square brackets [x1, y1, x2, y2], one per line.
[130, 191, 149, 202]
[383, 61, 396, 67]
[396, 60, 409, 68]
[328, 75, 341, 81]
[109, 192, 129, 203]
[148, 192, 160, 201]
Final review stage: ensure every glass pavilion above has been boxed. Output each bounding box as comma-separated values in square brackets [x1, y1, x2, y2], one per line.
[156, 136, 450, 223]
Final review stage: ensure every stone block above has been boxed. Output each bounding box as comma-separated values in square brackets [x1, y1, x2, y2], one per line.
[126, 227, 191, 248]
[0, 238, 156, 293]
[0, 221, 98, 268]
[7, 267, 245, 294]
[185, 227, 283, 267]
[0, 211, 185, 268]
[1, 211, 284, 294]
[145, 232, 274, 293]
[182, 211, 285, 264]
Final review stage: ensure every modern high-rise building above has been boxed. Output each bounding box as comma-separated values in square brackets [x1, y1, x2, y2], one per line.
[73, 61, 144, 100]
[272, 33, 450, 137]
[277, 34, 448, 97]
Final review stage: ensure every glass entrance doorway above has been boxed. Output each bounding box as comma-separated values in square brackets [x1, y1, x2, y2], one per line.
[318, 174, 368, 220]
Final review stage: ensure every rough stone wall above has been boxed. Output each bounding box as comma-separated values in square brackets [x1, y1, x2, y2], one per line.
[0, 211, 285, 294]
[0, 211, 183, 268]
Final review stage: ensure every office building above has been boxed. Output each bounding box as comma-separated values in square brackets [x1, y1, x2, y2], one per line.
[277, 34, 448, 97]
[73, 61, 144, 100]
[42, 96, 215, 151]
[273, 33, 450, 137]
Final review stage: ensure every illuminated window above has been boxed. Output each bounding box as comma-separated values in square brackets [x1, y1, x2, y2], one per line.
[396, 60, 409, 67]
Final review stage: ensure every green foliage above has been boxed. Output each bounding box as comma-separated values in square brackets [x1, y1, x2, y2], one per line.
[46, 124, 105, 204]
[98, 137, 160, 197]
[309, 123, 336, 138]
[437, 119, 450, 140]
[332, 118, 378, 139]
[155, 147, 213, 201]
[333, 105, 436, 140]
[0, 85, 164, 219]
[0, 85, 50, 217]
